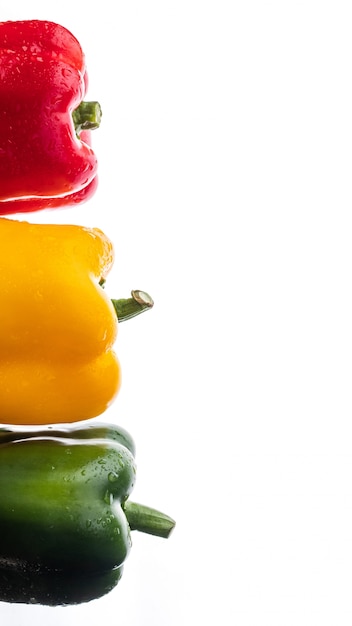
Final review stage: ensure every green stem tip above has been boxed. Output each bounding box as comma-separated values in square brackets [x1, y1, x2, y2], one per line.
[72, 101, 102, 134]
[124, 501, 176, 539]
[112, 290, 154, 323]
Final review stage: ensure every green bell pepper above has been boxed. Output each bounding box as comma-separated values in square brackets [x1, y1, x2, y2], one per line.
[0, 422, 175, 577]
[0, 564, 123, 606]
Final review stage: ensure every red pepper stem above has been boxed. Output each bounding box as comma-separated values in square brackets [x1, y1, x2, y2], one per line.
[72, 101, 102, 134]
[112, 290, 154, 323]
[123, 501, 176, 539]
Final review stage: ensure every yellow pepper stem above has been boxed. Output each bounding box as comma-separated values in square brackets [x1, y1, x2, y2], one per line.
[112, 290, 154, 322]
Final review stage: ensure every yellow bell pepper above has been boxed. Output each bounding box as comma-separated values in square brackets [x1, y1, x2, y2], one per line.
[0, 217, 121, 425]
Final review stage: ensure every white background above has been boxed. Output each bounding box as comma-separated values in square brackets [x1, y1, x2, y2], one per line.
[2, 1, 352, 624]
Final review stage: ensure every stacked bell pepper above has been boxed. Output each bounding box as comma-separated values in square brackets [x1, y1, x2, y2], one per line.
[0, 19, 174, 606]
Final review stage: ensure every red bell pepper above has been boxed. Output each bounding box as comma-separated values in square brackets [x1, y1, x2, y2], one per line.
[0, 20, 101, 214]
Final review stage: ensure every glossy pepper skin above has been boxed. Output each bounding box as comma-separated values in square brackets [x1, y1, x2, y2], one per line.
[0, 217, 120, 425]
[0, 20, 99, 213]
[0, 422, 175, 578]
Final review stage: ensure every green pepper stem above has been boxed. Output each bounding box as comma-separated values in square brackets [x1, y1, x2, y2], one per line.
[72, 101, 102, 134]
[112, 290, 154, 323]
[123, 501, 175, 539]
